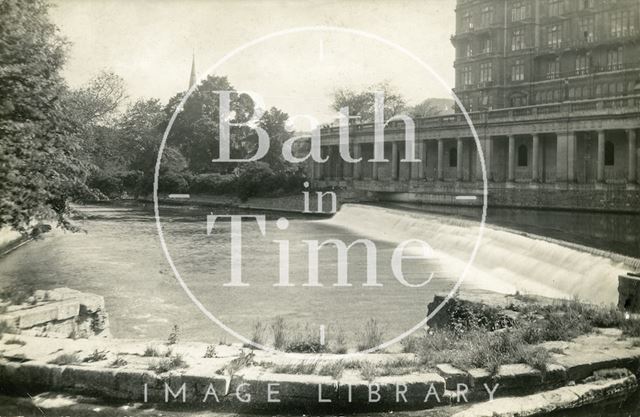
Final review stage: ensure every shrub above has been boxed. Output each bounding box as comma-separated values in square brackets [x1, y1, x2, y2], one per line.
[83, 349, 108, 362]
[148, 353, 187, 374]
[109, 355, 128, 368]
[167, 324, 179, 345]
[189, 173, 236, 194]
[203, 345, 217, 358]
[235, 162, 275, 201]
[158, 171, 188, 194]
[357, 318, 384, 351]
[48, 353, 80, 365]
[143, 345, 171, 357]
[0, 287, 35, 306]
[88, 171, 123, 198]
[621, 319, 640, 337]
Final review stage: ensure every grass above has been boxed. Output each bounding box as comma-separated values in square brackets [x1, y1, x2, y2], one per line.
[48, 353, 80, 365]
[357, 318, 384, 351]
[220, 350, 255, 377]
[359, 361, 378, 381]
[148, 353, 187, 374]
[143, 345, 172, 357]
[250, 320, 267, 346]
[109, 355, 128, 368]
[4, 337, 26, 346]
[83, 349, 109, 362]
[0, 287, 36, 306]
[271, 317, 287, 350]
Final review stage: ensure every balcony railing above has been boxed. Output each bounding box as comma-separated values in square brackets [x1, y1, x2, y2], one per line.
[320, 94, 640, 136]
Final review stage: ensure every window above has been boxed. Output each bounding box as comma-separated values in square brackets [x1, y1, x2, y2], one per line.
[462, 66, 473, 86]
[480, 62, 493, 82]
[462, 11, 473, 31]
[547, 58, 560, 79]
[607, 47, 623, 70]
[578, 0, 594, 10]
[510, 94, 528, 107]
[604, 141, 614, 166]
[465, 43, 473, 57]
[481, 6, 494, 27]
[546, 24, 561, 48]
[481, 37, 493, 53]
[609, 11, 635, 38]
[511, 29, 525, 51]
[511, 59, 525, 81]
[517, 145, 528, 167]
[548, 0, 563, 16]
[449, 147, 457, 167]
[579, 16, 595, 42]
[575, 54, 589, 75]
[511, 2, 527, 21]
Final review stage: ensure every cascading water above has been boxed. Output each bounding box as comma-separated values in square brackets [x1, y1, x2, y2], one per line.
[325, 204, 629, 304]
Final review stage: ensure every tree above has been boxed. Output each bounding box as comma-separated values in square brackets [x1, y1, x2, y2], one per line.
[406, 98, 445, 119]
[331, 81, 406, 123]
[0, 0, 87, 232]
[63, 71, 128, 171]
[164, 75, 254, 173]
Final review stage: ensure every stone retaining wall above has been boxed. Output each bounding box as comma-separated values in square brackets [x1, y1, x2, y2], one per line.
[0, 288, 109, 339]
[1, 345, 639, 413]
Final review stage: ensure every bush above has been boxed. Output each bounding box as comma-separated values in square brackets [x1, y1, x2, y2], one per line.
[158, 171, 188, 193]
[88, 171, 123, 199]
[235, 162, 275, 201]
[148, 353, 187, 374]
[167, 324, 179, 345]
[109, 355, 128, 368]
[118, 170, 143, 194]
[189, 173, 236, 194]
[83, 349, 108, 362]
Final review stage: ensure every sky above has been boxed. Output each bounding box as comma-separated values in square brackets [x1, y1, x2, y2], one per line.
[50, 0, 457, 126]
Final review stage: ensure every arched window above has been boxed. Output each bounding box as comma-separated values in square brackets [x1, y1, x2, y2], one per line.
[449, 147, 457, 167]
[517, 144, 528, 166]
[604, 141, 614, 166]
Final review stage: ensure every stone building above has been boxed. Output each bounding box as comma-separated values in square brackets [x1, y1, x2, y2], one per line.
[312, 0, 640, 211]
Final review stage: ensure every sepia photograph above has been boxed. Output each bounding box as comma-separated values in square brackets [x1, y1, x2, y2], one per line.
[1, 0, 640, 416]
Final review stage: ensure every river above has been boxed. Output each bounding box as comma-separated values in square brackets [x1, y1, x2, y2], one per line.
[0, 202, 633, 346]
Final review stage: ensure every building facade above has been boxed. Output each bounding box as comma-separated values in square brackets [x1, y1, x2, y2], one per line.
[312, 0, 640, 211]
[453, 0, 640, 111]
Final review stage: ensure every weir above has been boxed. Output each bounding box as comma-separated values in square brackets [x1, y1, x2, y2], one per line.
[324, 204, 630, 304]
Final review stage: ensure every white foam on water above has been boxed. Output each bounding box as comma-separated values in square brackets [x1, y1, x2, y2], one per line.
[324, 204, 628, 304]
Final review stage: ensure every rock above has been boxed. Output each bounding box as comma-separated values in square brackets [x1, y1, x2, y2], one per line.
[435, 363, 469, 390]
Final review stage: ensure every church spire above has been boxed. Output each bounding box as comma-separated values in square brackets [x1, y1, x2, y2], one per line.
[188, 52, 197, 89]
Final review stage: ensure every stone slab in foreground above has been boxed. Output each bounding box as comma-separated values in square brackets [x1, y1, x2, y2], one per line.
[451, 374, 637, 417]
